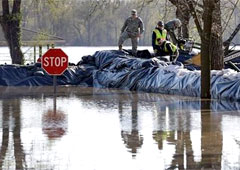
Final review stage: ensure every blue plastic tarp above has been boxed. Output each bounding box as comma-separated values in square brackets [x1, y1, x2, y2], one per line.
[1, 50, 240, 100]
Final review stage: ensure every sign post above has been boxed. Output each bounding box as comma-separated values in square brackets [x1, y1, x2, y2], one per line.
[41, 48, 68, 94]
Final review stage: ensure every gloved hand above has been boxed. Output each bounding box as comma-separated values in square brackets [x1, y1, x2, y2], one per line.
[170, 55, 176, 62]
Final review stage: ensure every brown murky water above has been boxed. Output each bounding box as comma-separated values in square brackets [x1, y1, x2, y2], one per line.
[0, 86, 240, 170]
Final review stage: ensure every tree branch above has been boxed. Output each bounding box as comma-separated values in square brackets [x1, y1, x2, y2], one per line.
[168, 0, 177, 6]
[186, 0, 203, 36]
[138, 0, 154, 14]
[12, 0, 22, 14]
[88, 2, 98, 18]
[223, 23, 240, 55]
[222, 0, 240, 34]
[2, 0, 10, 15]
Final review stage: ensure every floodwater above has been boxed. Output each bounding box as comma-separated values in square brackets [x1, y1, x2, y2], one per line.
[1, 46, 240, 169]
[0, 86, 240, 170]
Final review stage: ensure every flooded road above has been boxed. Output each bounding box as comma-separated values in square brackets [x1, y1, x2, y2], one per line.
[0, 86, 240, 170]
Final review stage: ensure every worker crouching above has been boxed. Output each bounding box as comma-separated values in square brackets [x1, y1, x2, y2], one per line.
[154, 39, 179, 62]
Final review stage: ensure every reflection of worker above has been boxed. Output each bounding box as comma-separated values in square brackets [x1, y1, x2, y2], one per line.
[155, 39, 179, 62]
[119, 98, 143, 158]
[152, 21, 168, 55]
[164, 19, 182, 45]
[118, 9, 144, 56]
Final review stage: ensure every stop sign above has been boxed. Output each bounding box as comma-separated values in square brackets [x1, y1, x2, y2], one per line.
[41, 48, 68, 75]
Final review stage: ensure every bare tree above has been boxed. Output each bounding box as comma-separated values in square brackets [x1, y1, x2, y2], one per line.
[187, 0, 223, 98]
[0, 0, 24, 64]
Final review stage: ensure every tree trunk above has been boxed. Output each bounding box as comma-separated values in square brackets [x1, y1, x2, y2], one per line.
[168, 0, 191, 39]
[211, 0, 223, 70]
[201, 0, 214, 99]
[186, 0, 223, 98]
[176, 1, 191, 39]
[0, 0, 24, 65]
[87, 19, 91, 46]
[173, 0, 223, 71]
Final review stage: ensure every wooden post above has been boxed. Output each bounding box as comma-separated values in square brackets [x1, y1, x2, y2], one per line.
[39, 45, 42, 58]
[33, 46, 36, 63]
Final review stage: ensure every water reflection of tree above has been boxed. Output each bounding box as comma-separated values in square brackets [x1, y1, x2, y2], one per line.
[201, 100, 222, 169]
[0, 99, 26, 169]
[152, 103, 197, 169]
[152, 100, 223, 169]
[119, 94, 143, 158]
[0, 100, 10, 168]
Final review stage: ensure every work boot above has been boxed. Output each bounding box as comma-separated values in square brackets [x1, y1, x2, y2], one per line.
[119, 45, 122, 51]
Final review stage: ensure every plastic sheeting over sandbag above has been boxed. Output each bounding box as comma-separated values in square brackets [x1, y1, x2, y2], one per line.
[91, 50, 201, 96]
[0, 64, 95, 86]
[91, 50, 240, 100]
[1, 50, 240, 100]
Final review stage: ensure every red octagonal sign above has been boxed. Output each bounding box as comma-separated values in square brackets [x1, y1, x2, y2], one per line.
[42, 48, 68, 75]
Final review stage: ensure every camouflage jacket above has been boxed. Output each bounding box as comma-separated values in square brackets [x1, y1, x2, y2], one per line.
[121, 16, 144, 37]
[165, 20, 178, 31]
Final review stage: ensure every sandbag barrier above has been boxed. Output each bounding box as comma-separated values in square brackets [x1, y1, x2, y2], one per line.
[1, 50, 240, 100]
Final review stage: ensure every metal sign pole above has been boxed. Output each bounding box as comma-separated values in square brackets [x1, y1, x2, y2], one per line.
[41, 48, 68, 98]
[53, 90, 57, 114]
[53, 75, 57, 94]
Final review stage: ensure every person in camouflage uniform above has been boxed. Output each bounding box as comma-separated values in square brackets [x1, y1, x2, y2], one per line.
[164, 18, 182, 45]
[118, 9, 144, 56]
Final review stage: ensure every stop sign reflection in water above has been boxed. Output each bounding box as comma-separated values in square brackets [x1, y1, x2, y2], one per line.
[42, 109, 67, 139]
[41, 48, 68, 75]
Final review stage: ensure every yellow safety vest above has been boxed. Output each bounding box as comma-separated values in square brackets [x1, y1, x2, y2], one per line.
[163, 41, 177, 53]
[153, 29, 167, 45]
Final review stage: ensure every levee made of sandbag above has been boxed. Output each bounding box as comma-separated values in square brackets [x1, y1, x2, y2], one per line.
[1, 50, 240, 101]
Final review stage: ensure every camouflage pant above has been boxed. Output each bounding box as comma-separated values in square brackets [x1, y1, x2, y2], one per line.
[118, 31, 139, 55]
[167, 30, 178, 45]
